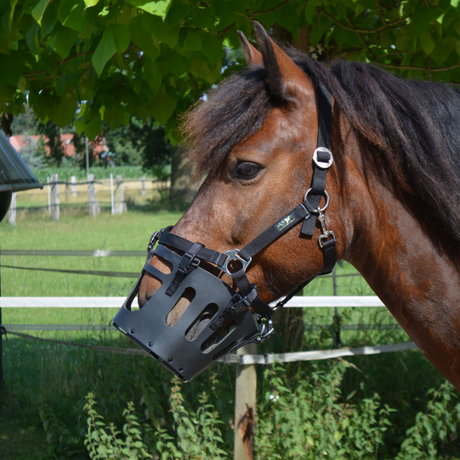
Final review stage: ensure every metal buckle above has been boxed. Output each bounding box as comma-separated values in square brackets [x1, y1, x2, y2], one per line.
[304, 189, 330, 213]
[318, 231, 336, 248]
[313, 147, 333, 169]
[255, 316, 274, 343]
[219, 249, 252, 276]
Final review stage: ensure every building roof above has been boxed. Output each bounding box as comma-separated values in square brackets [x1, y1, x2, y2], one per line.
[0, 132, 42, 192]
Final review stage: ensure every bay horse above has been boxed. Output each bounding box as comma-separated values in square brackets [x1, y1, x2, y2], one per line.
[137, 23, 460, 389]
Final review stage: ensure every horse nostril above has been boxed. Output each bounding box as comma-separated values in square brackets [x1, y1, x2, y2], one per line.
[138, 273, 162, 308]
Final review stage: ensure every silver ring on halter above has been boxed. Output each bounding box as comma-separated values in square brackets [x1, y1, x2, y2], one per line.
[313, 147, 333, 169]
[304, 188, 330, 213]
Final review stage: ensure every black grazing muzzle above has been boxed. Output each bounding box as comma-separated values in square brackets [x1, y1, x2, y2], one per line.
[113, 78, 336, 381]
[113, 231, 272, 381]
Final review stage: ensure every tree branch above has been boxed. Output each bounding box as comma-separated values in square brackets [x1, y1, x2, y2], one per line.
[253, 1, 289, 16]
[375, 61, 460, 72]
[318, 7, 410, 34]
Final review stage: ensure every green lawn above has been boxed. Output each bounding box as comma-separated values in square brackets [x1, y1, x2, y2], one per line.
[0, 207, 454, 460]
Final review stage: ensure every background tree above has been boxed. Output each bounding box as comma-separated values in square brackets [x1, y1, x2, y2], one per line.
[2, 0, 460, 142]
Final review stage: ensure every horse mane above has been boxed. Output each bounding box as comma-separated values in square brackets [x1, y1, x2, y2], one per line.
[181, 48, 460, 245]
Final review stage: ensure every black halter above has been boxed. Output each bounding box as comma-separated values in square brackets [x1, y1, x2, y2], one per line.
[113, 78, 336, 381]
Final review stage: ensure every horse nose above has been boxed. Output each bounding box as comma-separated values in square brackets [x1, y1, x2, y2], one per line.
[138, 254, 173, 307]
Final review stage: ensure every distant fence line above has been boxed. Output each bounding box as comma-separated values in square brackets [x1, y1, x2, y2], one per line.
[7, 174, 154, 224]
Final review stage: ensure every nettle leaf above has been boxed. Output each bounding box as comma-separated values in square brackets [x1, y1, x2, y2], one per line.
[48, 24, 79, 59]
[125, 0, 173, 19]
[92, 24, 130, 76]
[31, 0, 51, 25]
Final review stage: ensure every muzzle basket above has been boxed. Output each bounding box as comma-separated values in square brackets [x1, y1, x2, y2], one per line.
[113, 244, 259, 381]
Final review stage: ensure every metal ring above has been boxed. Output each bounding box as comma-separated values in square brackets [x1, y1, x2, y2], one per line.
[303, 188, 330, 213]
[313, 147, 333, 169]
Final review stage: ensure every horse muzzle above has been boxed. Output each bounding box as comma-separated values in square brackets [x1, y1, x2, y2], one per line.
[113, 228, 267, 382]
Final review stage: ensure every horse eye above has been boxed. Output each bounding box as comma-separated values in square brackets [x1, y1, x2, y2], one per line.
[236, 162, 261, 178]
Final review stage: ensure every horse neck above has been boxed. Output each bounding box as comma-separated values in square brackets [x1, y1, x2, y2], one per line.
[340, 134, 460, 388]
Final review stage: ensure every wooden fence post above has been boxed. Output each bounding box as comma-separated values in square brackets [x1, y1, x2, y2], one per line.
[141, 176, 146, 196]
[51, 173, 59, 220]
[7, 192, 16, 225]
[65, 181, 70, 203]
[71, 176, 77, 197]
[114, 175, 126, 214]
[87, 174, 100, 217]
[234, 343, 257, 460]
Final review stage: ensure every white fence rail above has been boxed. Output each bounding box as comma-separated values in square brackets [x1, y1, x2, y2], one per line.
[0, 295, 385, 308]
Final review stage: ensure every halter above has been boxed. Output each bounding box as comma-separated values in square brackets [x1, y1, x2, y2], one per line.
[113, 78, 336, 381]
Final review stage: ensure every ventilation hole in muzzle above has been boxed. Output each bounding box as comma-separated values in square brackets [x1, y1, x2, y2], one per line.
[200, 320, 236, 353]
[165, 287, 196, 327]
[185, 303, 219, 341]
[150, 254, 172, 274]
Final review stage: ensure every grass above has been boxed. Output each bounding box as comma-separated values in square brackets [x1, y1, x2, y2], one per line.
[0, 207, 456, 459]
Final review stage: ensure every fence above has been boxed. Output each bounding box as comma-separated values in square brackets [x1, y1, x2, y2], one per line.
[6, 174, 159, 224]
[0, 249, 418, 460]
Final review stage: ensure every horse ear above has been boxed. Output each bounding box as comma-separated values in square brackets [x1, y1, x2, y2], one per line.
[252, 21, 314, 102]
[238, 31, 263, 66]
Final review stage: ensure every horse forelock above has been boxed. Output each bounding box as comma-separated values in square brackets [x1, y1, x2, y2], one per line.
[181, 46, 460, 245]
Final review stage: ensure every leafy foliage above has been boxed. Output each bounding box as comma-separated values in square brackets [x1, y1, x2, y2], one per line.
[3, 1, 460, 141]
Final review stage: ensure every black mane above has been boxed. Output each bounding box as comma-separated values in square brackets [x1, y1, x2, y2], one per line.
[182, 50, 460, 246]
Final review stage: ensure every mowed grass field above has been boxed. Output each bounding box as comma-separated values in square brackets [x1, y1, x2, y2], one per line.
[0, 206, 426, 460]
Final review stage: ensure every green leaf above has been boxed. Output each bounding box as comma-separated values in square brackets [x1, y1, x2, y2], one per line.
[184, 30, 202, 51]
[420, 33, 435, 56]
[47, 91, 78, 127]
[84, 0, 100, 7]
[25, 22, 40, 55]
[305, 0, 320, 23]
[32, 0, 51, 25]
[92, 24, 130, 76]
[166, 1, 189, 27]
[150, 89, 176, 123]
[142, 13, 180, 48]
[192, 6, 216, 29]
[48, 25, 79, 59]
[130, 16, 160, 61]
[411, 7, 433, 36]
[0, 52, 26, 86]
[201, 33, 224, 66]
[125, 0, 172, 19]
[75, 104, 102, 140]
[143, 57, 162, 93]
[58, 0, 102, 34]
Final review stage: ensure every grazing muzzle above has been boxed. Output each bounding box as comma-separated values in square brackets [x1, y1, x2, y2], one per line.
[112, 229, 272, 382]
[113, 77, 336, 381]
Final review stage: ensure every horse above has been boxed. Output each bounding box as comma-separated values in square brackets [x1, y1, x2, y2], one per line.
[136, 22, 460, 389]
